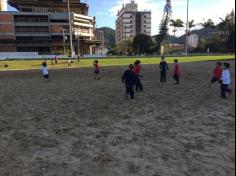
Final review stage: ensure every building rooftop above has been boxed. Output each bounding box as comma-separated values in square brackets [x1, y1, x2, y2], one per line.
[8, 0, 89, 15]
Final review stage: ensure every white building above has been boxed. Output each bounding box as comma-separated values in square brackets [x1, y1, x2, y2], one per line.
[116, 0, 151, 44]
[188, 34, 198, 48]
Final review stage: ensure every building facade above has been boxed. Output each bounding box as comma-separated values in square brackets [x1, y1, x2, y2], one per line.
[8, 0, 89, 15]
[0, 0, 100, 55]
[187, 34, 198, 48]
[116, 0, 151, 44]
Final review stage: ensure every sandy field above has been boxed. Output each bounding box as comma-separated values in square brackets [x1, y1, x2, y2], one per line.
[0, 61, 235, 176]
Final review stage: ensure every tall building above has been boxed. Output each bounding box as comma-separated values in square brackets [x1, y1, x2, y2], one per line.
[116, 0, 151, 44]
[0, 0, 100, 55]
[0, 0, 7, 11]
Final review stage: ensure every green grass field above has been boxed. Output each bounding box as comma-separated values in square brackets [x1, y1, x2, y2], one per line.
[0, 55, 235, 71]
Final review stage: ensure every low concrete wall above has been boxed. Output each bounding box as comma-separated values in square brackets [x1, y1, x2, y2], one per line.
[0, 52, 71, 60]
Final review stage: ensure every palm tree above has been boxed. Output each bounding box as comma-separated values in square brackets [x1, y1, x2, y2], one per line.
[201, 19, 215, 29]
[188, 20, 196, 31]
[218, 10, 235, 41]
[170, 19, 184, 36]
[200, 19, 215, 40]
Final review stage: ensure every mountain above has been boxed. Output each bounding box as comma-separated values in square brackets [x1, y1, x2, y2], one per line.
[152, 28, 216, 44]
[96, 27, 116, 48]
[177, 28, 216, 44]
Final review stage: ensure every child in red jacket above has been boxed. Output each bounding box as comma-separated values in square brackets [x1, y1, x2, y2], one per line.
[93, 60, 101, 80]
[209, 62, 222, 88]
[173, 59, 180, 84]
[134, 60, 143, 92]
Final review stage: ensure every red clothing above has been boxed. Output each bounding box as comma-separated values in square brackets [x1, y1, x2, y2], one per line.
[94, 63, 100, 71]
[213, 66, 222, 79]
[134, 65, 141, 75]
[174, 64, 180, 76]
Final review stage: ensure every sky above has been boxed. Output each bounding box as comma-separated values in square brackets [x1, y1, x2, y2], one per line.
[7, 0, 236, 36]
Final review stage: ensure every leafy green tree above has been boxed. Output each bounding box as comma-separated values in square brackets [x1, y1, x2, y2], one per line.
[132, 34, 154, 54]
[170, 19, 184, 36]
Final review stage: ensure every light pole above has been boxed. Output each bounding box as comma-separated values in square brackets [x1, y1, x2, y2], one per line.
[67, 0, 74, 57]
[62, 29, 66, 55]
[185, 0, 189, 55]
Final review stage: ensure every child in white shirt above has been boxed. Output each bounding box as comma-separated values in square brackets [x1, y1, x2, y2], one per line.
[221, 62, 232, 98]
[41, 62, 49, 81]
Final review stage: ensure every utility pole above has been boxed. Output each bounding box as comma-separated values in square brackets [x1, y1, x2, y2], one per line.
[62, 29, 66, 55]
[67, 0, 74, 57]
[185, 0, 189, 55]
[77, 38, 80, 56]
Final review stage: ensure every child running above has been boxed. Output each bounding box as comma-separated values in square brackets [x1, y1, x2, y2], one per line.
[220, 62, 232, 98]
[159, 56, 169, 83]
[134, 60, 143, 92]
[122, 64, 137, 99]
[209, 62, 222, 88]
[41, 62, 49, 82]
[93, 60, 101, 80]
[173, 59, 180, 84]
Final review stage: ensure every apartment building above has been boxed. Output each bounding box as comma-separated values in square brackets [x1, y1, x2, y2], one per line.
[0, 0, 100, 54]
[116, 0, 151, 44]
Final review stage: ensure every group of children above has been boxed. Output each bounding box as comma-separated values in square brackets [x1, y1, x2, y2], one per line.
[40, 57, 232, 99]
[122, 57, 181, 99]
[209, 61, 232, 98]
[122, 60, 144, 99]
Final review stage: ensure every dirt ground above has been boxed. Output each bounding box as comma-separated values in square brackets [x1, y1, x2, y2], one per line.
[0, 61, 235, 176]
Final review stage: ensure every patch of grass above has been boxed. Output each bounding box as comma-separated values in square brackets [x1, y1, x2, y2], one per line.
[0, 55, 235, 71]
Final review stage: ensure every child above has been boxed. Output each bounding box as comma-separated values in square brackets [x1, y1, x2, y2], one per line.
[93, 60, 100, 80]
[220, 62, 232, 98]
[122, 64, 137, 99]
[209, 62, 222, 88]
[159, 56, 169, 83]
[41, 62, 49, 81]
[68, 59, 72, 67]
[173, 59, 180, 84]
[134, 60, 143, 92]
[55, 55, 59, 65]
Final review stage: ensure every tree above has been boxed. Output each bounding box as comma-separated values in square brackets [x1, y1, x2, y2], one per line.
[200, 19, 215, 40]
[156, 0, 172, 54]
[188, 20, 196, 31]
[170, 19, 184, 36]
[218, 10, 235, 41]
[132, 34, 154, 55]
[201, 19, 215, 29]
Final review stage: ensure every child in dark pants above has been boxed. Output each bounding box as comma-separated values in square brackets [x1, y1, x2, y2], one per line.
[122, 64, 137, 99]
[93, 60, 100, 80]
[159, 56, 169, 83]
[209, 62, 222, 88]
[173, 59, 180, 84]
[41, 62, 49, 82]
[220, 62, 232, 98]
